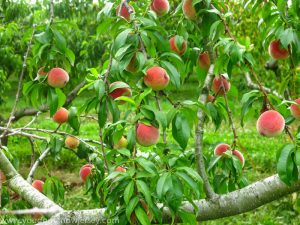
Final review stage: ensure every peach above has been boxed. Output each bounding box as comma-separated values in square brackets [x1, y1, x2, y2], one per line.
[116, 3, 134, 21]
[32, 180, 44, 193]
[109, 81, 132, 104]
[79, 164, 93, 182]
[207, 94, 215, 103]
[256, 110, 285, 137]
[115, 166, 126, 173]
[47, 68, 69, 88]
[37, 67, 47, 76]
[151, 0, 170, 16]
[0, 170, 6, 183]
[232, 150, 245, 167]
[136, 123, 159, 147]
[198, 52, 211, 70]
[65, 136, 80, 149]
[169, 36, 187, 56]
[114, 136, 128, 149]
[182, 0, 197, 20]
[268, 40, 289, 60]
[144, 66, 170, 91]
[211, 75, 230, 95]
[290, 98, 300, 119]
[52, 107, 69, 124]
[214, 143, 230, 156]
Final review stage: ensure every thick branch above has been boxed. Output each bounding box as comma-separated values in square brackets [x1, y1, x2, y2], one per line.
[195, 65, 217, 199]
[0, 149, 62, 216]
[36, 174, 300, 225]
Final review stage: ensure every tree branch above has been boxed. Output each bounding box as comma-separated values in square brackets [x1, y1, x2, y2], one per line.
[195, 65, 217, 199]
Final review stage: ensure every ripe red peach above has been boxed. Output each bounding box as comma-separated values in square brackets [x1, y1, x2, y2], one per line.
[268, 40, 289, 60]
[116, 3, 134, 21]
[32, 180, 44, 193]
[52, 107, 69, 124]
[47, 68, 69, 88]
[198, 52, 211, 70]
[169, 36, 187, 56]
[232, 150, 245, 167]
[144, 66, 170, 91]
[136, 123, 160, 147]
[109, 81, 132, 104]
[290, 98, 300, 119]
[182, 0, 197, 20]
[79, 164, 93, 182]
[211, 75, 231, 95]
[214, 143, 230, 156]
[256, 110, 285, 137]
[151, 0, 170, 16]
[65, 136, 80, 149]
[115, 166, 126, 173]
[114, 136, 128, 149]
[0, 170, 6, 183]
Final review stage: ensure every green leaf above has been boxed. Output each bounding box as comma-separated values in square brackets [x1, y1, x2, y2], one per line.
[175, 171, 200, 198]
[47, 88, 59, 117]
[126, 197, 139, 221]
[115, 96, 136, 106]
[160, 61, 180, 88]
[178, 209, 197, 225]
[136, 180, 153, 205]
[156, 173, 170, 199]
[277, 144, 296, 185]
[55, 88, 66, 109]
[295, 149, 300, 166]
[207, 155, 222, 171]
[98, 97, 107, 128]
[68, 107, 80, 132]
[65, 48, 75, 66]
[177, 167, 203, 183]
[136, 158, 157, 175]
[124, 180, 134, 205]
[172, 112, 190, 149]
[135, 206, 151, 225]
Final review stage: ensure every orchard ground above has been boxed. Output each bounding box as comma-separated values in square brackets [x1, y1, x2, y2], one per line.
[1, 81, 300, 225]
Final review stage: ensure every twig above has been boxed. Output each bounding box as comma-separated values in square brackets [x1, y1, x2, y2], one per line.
[49, 0, 54, 25]
[0, 25, 36, 144]
[27, 148, 51, 184]
[99, 129, 109, 171]
[28, 136, 36, 169]
[221, 82, 238, 148]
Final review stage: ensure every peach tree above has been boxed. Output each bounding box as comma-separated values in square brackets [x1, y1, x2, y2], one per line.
[0, 0, 300, 225]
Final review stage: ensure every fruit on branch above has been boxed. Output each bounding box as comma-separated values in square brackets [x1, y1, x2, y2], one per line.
[116, 3, 134, 21]
[136, 123, 159, 146]
[37, 67, 47, 76]
[182, 0, 197, 20]
[268, 40, 289, 60]
[198, 52, 211, 70]
[144, 66, 170, 91]
[79, 164, 93, 182]
[109, 81, 132, 104]
[65, 136, 80, 149]
[232, 150, 245, 167]
[32, 180, 44, 193]
[256, 110, 285, 137]
[0, 170, 6, 183]
[214, 143, 230, 155]
[114, 136, 128, 149]
[52, 107, 69, 124]
[207, 94, 215, 103]
[211, 75, 231, 95]
[290, 98, 300, 119]
[115, 166, 126, 173]
[150, 0, 170, 16]
[169, 36, 187, 56]
[47, 68, 69, 88]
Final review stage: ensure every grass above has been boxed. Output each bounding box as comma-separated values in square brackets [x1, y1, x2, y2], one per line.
[1, 81, 300, 224]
